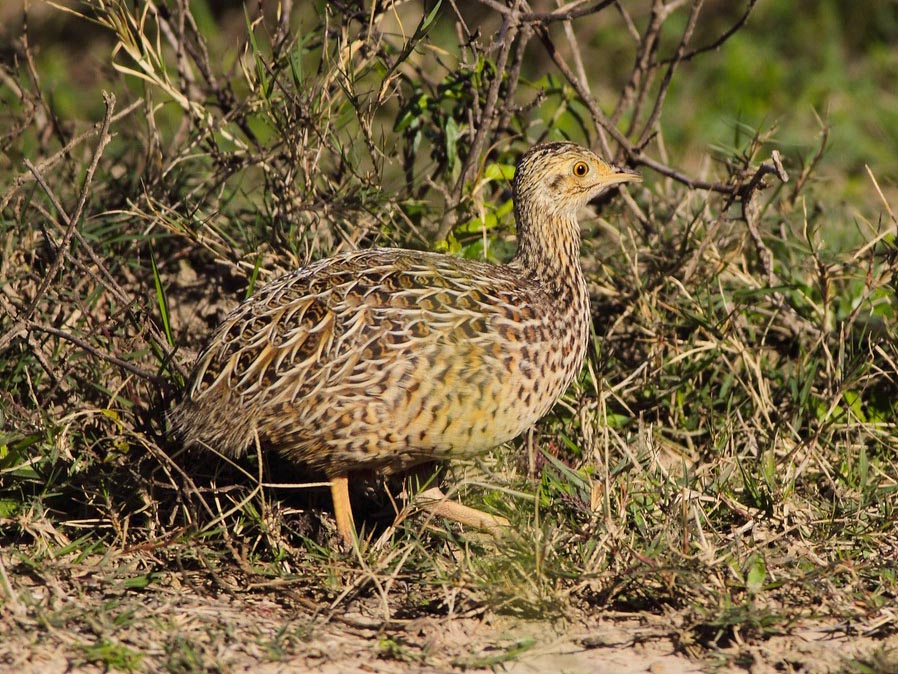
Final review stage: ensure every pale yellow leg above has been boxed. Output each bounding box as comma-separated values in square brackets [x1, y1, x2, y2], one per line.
[330, 474, 355, 545]
[416, 486, 509, 536]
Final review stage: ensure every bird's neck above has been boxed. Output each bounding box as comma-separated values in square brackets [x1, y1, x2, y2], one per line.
[511, 205, 592, 388]
[510, 208, 588, 308]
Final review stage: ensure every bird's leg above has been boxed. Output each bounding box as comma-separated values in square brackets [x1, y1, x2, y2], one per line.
[416, 486, 510, 536]
[330, 474, 356, 545]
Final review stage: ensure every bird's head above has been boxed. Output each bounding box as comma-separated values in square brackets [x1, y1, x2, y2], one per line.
[513, 142, 641, 219]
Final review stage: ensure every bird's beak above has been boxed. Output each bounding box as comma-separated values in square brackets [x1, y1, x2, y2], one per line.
[600, 165, 642, 187]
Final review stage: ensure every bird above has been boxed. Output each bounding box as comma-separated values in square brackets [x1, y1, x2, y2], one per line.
[169, 142, 640, 544]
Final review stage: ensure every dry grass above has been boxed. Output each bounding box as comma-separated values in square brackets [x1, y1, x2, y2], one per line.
[1, 1, 897, 671]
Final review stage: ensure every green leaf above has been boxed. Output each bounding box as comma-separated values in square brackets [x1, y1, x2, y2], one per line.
[419, 0, 443, 34]
[149, 244, 174, 347]
[123, 573, 158, 589]
[434, 232, 462, 255]
[445, 115, 459, 173]
[843, 389, 866, 422]
[746, 555, 767, 595]
[244, 6, 270, 98]
[483, 162, 516, 183]
[0, 499, 20, 517]
[246, 254, 263, 298]
[456, 199, 512, 234]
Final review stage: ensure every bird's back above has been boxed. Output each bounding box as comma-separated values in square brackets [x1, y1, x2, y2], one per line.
[171, 247, 588, 476]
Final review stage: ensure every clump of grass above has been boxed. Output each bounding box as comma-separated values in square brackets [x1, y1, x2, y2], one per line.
[1, 0, 896, 670]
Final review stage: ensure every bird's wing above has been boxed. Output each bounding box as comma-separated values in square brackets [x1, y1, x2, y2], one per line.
[186, 248, 550, 407]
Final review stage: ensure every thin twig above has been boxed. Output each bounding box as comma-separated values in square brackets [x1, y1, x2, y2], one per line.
[659, 0, 758, 64]
[0, 99, 142, 213]
[25, 320, 162, 382]
[620, 0, 665, 138]
[437, 6, 522, 241]
[1, 158, 182, 375]
[554, 0, 609, 155]
[741, 150, 789, 285]
[537, 25, 622, 155]
[475, 0, 616, 23]
[24, 92, 117, 320]
[788, 111, 829, 207]
[635, 0, 703, 149]
[537, 25, 734, 193]
[635, 154, 734, 193]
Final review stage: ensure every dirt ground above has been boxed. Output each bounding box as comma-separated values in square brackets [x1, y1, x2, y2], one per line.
[3, 557, 896, 674]
[292, 613, 898, 674]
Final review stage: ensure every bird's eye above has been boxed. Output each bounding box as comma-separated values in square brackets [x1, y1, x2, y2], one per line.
[573, 161, 589, 177]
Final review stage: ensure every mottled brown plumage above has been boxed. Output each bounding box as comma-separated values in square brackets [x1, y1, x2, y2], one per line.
[170, 142, 640, 542]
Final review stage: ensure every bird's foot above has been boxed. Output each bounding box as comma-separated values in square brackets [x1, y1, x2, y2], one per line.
[415, 486, 509, 536]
